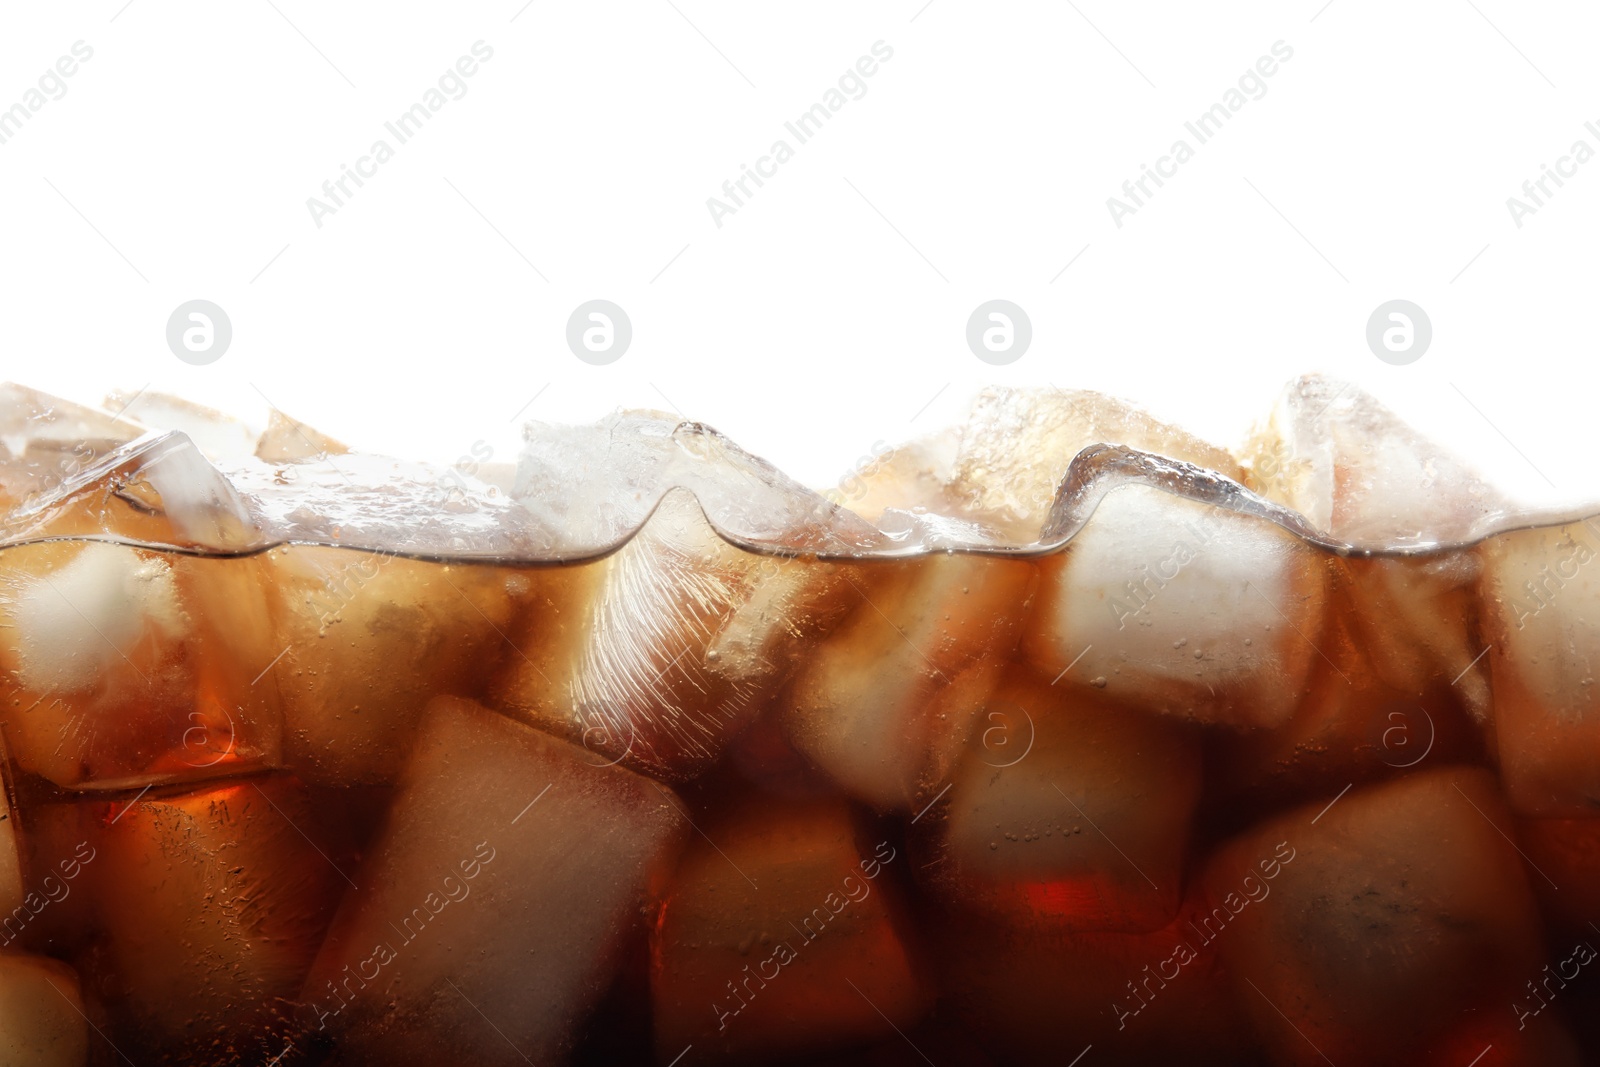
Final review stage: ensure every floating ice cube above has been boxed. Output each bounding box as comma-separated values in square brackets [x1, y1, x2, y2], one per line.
[513, 410, 887, 555]
[304, 696, 686, 1066]
[1240, 374, 1513, 548]
[1022, 483, 1328, 729]
[492, 491, 856, 780]
[103, 389, 260, 465]
[822, 426, 962, 525]
[4, 431, 263, 553]
[0, 385, 143, 524]
[949, 386, 1243, 542]
[254, 408, 348, 464]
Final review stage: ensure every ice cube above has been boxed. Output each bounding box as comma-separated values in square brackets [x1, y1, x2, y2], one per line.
[103, 389, 260, 465]
[780, 553, 1037, 811]
[0, 385, 143, 523]
[948, 386, 1244, 541]
[254, 408, 349, 464]
[1213, 563, 1486, 808]
[84, 775, 354, 1062]
[1240, 374, 1512, 547]
[1480, 519, 1600, 815]
[1022, 483, 1328, 729]
[1341, 551, 1493, 722]
[492, 491, 855, 780]
[512, 410, 887, 555]
[651, 795, 930, 1063]
[303, 695, 685, 1066]
[262, 544, 522, 784]
[4, 431, 264, 553]
[916, 670, 1201, 932]
[0, 953, 89, 1067]
[822, 426, 962, 525]
[1204, 768, 1576, 1065]
[0, 384, 138, 453]
[0, 541, 282, 789]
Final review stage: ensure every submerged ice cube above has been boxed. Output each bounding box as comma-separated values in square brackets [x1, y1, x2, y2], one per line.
[651, 794, 929, 1062]
[262, 544, 522, 784]
[780, 552, 1036, 811]
[932, 888, 1254, 1065]
[0, 541, 281, 789]
[1481, 519, 1600, 815]
[304, 696, 686, 1066]
[83, 775, 354, 1062]
[917, 670, 1201, 932]
[1204, 768, 1576, 1066]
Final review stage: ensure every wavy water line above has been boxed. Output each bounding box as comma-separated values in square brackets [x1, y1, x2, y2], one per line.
[3, 427, 1598, 563]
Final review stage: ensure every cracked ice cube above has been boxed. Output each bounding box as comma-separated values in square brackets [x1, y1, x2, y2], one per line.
[492, 490, 856, 780]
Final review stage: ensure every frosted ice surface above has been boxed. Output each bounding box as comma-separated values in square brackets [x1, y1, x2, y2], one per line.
[1241, 374, 1514, 548]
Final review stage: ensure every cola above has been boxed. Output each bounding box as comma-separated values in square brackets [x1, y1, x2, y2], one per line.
[0, 377, 1593, 1066]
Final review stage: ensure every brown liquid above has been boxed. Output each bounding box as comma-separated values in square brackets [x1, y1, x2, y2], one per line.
[0, 511, 1596, 1066]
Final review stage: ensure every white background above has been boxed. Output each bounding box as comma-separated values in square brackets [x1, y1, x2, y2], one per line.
[0, 1, 1594, 506]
